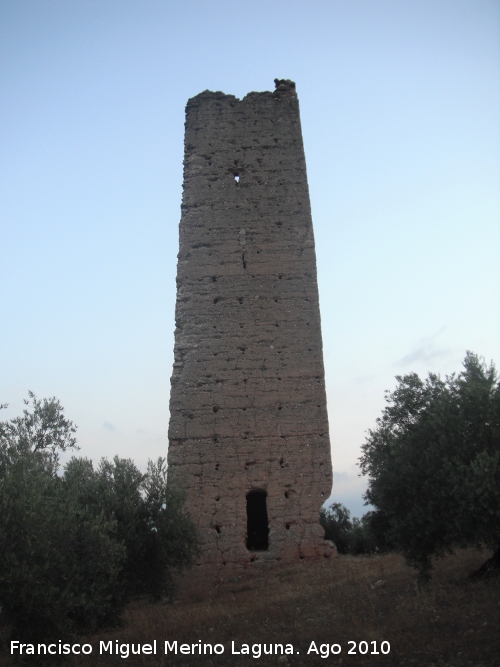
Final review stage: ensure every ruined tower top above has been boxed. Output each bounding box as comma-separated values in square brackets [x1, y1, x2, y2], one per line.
[273, 78, 296, 92]
[187, 78, 297, 107]
[167, 80, 334, 569]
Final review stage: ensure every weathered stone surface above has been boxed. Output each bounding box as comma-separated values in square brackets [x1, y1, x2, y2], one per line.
[167, 79, 332, 565]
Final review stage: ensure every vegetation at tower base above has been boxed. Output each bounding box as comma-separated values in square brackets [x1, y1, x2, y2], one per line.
[63, 455, 200, 600]
[0, 394, 198, 643]
[319, 502, 387, 555]
[359, 352, 500, 581]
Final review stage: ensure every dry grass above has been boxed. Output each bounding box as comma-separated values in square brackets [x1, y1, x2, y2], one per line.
[3, 549, 499, 666]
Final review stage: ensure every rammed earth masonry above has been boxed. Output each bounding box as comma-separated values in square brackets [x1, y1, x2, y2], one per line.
[167, 79, 333, 566]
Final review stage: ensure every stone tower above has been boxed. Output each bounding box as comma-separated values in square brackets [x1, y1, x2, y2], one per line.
[167, 79, 333, 566]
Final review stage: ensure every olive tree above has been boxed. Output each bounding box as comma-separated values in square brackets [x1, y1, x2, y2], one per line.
[0, 394, 125, 640]
[63, 455, 200, 600]
[359, 352, 500, 580]
[0, 394, 199, 642]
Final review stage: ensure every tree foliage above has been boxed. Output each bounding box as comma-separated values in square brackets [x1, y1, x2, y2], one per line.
[320, 503, 378, 555]
[320, 503, 354, 554]
[63, 455, 200, 600]
[0, 394, 199, 642]
[359, 352, 500, 579]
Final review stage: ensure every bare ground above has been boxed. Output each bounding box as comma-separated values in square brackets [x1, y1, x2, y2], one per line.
[2, 549, 499, 666]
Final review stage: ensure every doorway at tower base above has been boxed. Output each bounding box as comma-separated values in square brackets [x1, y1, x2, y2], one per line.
[195, 517, 337, 566]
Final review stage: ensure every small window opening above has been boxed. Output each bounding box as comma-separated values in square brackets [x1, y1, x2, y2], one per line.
[286, 523, 290, 530]
[234, 174, 240, 183]
[246, 490, 269, 551]
[214, 525, 221, 534]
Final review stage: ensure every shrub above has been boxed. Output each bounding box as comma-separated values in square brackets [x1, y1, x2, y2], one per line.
[320, 503, 377, 555]
[0, 394, 199, 643]
[63, 455, 200, 600]
[0, 395, 125, 641]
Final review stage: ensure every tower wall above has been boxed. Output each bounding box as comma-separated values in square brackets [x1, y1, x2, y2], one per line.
[167, 80, 333, 565]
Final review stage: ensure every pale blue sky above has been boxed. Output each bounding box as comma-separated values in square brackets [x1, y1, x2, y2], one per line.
[1, 0, 499, 517]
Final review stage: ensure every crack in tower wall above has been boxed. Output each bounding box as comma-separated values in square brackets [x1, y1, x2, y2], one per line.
[167, 79, 333, 565]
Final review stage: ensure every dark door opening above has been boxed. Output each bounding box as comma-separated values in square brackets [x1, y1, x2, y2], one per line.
[246, 490, 269, 551]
